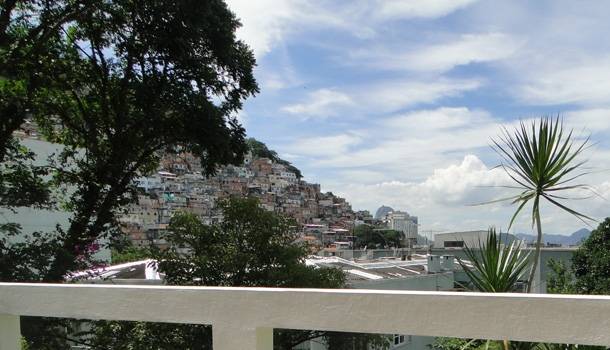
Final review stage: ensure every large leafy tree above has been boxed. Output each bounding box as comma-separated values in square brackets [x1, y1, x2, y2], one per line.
[1, 0, 85, 270]
[489, 117, 593, 292]
[157, 197, 344, 288]
[0, 138, 58, 282]
[547, 218, 610, 295]
[572, 218, 610, 294]
[1, 2, 257, 346]
[353, 224, 403, 249]
[85, 197, 386, 350]
[1, 0, 258, 282]
[1, 2, 76, 281]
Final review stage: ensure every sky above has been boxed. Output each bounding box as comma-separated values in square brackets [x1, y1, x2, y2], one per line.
[224, 0, 610, 236]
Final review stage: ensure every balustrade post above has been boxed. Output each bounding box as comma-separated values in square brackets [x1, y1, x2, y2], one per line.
[213, 325, 273, 350]
[0, 314, 20, 350]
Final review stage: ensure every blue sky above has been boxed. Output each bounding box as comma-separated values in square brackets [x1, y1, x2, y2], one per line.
[226, 0, 610, 235]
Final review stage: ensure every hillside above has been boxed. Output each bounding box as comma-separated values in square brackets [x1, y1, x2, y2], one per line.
[245, 138, 302, 178]
[515, 228, 590, 246]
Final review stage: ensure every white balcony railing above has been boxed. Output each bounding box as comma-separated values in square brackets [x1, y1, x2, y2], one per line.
[2, 283, 610, 349]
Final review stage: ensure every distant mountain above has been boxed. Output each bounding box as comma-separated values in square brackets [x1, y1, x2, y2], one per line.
[515, 228, 591, 246]
[375, 205, 394, 220]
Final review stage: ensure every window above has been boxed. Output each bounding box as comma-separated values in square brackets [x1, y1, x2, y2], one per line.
[444, 240, 464, 248]
[393, 334, 405, 346]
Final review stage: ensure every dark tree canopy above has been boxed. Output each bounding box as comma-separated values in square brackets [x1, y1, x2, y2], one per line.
[546, 218, 610, 296]
[1, 0, 259, 281]
[353, 224, 404, 249]
[85, 197, 369, 350]
[156, 197, 344, 288]
[571, 218, 610, 294]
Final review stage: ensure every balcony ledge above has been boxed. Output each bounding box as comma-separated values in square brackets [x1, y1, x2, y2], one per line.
[1, 283, 610, 349]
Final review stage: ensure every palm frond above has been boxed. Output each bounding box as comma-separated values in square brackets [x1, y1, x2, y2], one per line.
[487, 115, 596, 292]
[457, 228, 531, 293]
[489, 116, 596, 222]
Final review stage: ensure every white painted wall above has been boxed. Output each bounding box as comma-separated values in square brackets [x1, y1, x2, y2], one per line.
[0, 314, 20, 350]
[2, 283, 610, 350]
[350, 272, 454, 292]
[2, 139, 111, 262]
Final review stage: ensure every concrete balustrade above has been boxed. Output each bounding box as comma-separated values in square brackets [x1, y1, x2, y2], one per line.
[0, 314, 20, 350]
[1, 283, 610, 349]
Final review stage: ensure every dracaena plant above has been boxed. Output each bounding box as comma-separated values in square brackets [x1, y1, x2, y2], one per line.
[457, 228, 531, 350]
[457, 228, 531, 293]
[490, 116, 595, 292]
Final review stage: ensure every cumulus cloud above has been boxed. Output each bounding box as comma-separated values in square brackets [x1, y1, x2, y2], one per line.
[326, 155, 512, 231]
[284, 105, 608, 234]
[328, 154, 606, 234]
[350, 155, 506, 206]
[419, 155, 508, 204]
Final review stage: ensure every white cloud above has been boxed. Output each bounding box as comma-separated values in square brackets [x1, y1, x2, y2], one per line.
[255, 56, 303, 91]
[374, 0, 479, 20]
[518, 58, 610, 106]
[401, 33, 522, 72]
[232, 0, 610, 234]
[226, 0, 298, 57]
[327, 155, 512, 231]
[287, 134, 362, 157]
[383, 107, 493, 131]
[281, 89, 354, 118]
[281, 80, 483, 120]
[304, 107, 498, 173]
[363, 79, 483, 112]
[565, 109, 610, 132]
[224, 1, 377, 58]
[338, 169, 392, 184]
[419, 154, 508, 204]
[260, 72, 297, 90]
[226, 0, 484, 58]
[346, 33, 522, 73]
[327, 154, 607, 234]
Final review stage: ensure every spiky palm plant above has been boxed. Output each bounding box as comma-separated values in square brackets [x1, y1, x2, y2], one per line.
[491, 116, 594, 292]
[457, 228, 531, 293]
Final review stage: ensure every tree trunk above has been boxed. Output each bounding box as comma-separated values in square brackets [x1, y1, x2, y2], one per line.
[526, 208, 543, 293]
[44, 184, 102, 281]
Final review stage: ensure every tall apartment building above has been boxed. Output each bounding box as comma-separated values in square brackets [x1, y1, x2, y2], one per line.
[385, 211, 418, 246]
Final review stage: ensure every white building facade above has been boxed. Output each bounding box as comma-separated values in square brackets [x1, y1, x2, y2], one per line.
[385, 211, 419, 245]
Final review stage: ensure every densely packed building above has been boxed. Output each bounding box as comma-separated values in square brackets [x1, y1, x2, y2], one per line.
[121, 149, 358, 249]
[14, 121, 421, 252]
